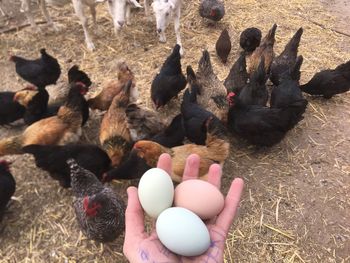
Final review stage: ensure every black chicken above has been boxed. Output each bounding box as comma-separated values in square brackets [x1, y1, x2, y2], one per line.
[10, 49, 61, 89]
[68, 65, 92, 88]
[300, 60, 350, 99]
[240, 27, 262, 53]
[224, 52, 249, 94]
[0, 91, 26, 125]
[227, 92, 307, 146]
[0, 160, 16, 222]
[68, 159, 125, 242]
[270, 27, 303, 86]
[23, 144, 111, 188]
[199, 0, 225, 22]
[238, 57, 269, 106]
[215, 28, 231, 64]
[67, 82, 89, 126]
[151, 44, 187, 109]
[181, 66, 226, 145]
[271, 56, 306, 109]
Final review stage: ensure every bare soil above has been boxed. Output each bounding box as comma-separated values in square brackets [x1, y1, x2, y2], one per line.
[0, 0, 349, 262]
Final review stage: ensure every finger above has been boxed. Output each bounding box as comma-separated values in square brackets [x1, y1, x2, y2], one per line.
[182, 154, 200, 181]
[157, 153, 172, 176]
[215, 178, 244, 233]
[207, 163, 222, 189]
[124, 186, 146, 240]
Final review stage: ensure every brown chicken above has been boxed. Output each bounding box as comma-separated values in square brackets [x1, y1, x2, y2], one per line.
[132, 117, 229, 182]
[215, 28, 231, 64]
[99, 80, 134, 167]
[195, 50, 229, 122]
[0, 83, 88, 156]
[246, 24, 277, 76]
[88, 62, 137, 111]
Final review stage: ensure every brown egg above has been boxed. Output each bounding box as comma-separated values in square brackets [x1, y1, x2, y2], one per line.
[174, 179, 225, 220]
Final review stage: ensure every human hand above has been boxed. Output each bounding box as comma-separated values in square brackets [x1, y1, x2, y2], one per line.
[123, 153, 244, 263]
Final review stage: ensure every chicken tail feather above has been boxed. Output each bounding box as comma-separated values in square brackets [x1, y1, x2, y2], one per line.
[198, 50, 213, 75]
[284, 27, 303, 56]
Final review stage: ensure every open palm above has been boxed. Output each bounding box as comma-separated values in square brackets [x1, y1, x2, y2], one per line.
[123, 153, 244, 263]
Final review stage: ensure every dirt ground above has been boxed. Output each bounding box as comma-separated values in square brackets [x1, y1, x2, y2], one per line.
[0, 0, 349, 262]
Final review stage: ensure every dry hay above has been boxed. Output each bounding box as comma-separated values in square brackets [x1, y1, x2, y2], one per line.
[0, 0, 350, 262]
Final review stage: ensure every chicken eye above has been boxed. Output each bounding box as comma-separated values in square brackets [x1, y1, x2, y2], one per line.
[165, 12, 169, 16]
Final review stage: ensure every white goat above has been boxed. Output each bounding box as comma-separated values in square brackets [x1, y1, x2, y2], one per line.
[107, 0, 143, 32]
[0, 0, 6, 16]
[20, 0, 107, 50]
[151, 0, 183, 55]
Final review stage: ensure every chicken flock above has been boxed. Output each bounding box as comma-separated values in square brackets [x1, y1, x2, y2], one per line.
[1, 20, 350, 245]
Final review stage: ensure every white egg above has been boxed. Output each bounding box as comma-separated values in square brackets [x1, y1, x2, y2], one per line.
[156, 207, 211, 257]
[138, 168, 174, 218]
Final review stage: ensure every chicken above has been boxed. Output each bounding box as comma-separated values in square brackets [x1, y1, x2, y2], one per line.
[224, 52, 249, 94]
[195, 50, 228, 121]
[125, 103, 168, 141]
[132, 117, 229, 183]
[23, 144, 111, 188]
[238, 57, 269, 106]
[102, 151, 150, 182]
[67, 159, 125, 242]
[246, 24, 277, 76]
[271, 56, 306, 109]
[227, 91, 307, 146]
[102, 114, 185, 182]
[68, 65, 92, 87]
[240, 27, 262, 53]
[270, 27, 303, 86]
[99, 80, 134, 167]
[13, 86, 60, 125]
[215, 28, 231, 64]
[199, 0, 225, 22]
[0, 83, 89, 156]
[300, 60, 350, 99]
[151, 44, 187, 109]
[150, 113, 185, 148]
[0, 160, 16, 222]
[0, 91, 26, 125]
[88, 62, 136, 111]
[10, 49, 61, 89]
[182, 66, 226, 145]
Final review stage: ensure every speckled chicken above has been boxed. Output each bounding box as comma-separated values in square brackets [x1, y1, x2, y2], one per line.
[199, 0, 225, 22]
[68, 159, 125, 242]
[300, 60, 350, 99]
[195, 50, 228, 122]
[270, 27, 303, 86]
[224, 52, 249, 94]
[215, 28, 231, 64]
[0, 160, 16, 222]
[246, 24, 277, 76]
[240, 27, 262, 53]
